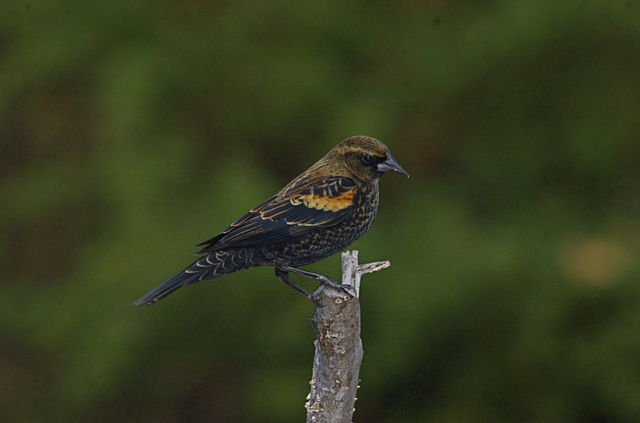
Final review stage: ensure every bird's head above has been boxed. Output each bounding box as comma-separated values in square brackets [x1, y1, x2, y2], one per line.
[326, 135, 410, 182]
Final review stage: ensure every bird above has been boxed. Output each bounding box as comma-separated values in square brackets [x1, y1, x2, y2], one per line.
[135, 135, 409, 306]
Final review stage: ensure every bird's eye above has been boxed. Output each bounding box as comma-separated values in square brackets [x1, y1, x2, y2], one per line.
[361, 153, 375, 165]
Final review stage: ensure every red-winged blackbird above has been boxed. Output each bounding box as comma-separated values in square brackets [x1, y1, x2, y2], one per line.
[135, 135, 409, 306]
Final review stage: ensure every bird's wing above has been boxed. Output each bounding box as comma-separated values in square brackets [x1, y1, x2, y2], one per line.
[196, 175, 357, 252]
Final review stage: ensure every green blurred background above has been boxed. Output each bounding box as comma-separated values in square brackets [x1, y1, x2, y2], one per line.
[2, 0, 640, 422]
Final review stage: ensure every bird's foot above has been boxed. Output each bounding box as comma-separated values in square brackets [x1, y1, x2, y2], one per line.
[316, 276, 356, 298]
[276, 261, 355, 298]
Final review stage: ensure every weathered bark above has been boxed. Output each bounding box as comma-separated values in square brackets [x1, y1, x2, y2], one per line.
[305, 250, 390, 423]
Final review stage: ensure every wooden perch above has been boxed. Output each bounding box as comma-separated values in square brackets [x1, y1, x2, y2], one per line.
[305, 250, 390, 423]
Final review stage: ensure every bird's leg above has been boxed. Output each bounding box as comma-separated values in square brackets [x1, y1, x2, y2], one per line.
[276, 263, 355, 298]
[275, 268, 321, 329]
[274, 267, 314, 300]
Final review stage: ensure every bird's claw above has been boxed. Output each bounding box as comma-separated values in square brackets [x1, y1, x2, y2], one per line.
[319, 277, 356, 298]
[339, 284, 357, 298]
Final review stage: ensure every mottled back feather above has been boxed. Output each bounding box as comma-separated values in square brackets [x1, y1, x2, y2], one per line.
[196, 175, 357, 252]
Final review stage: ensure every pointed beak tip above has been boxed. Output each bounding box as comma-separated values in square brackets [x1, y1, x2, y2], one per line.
[395, 167, 410, 178]
[377, 152, 409, 178]
[394, 163, 410, 178]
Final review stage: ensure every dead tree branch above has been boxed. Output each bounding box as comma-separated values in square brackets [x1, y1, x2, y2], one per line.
[305, 250, 390, 423]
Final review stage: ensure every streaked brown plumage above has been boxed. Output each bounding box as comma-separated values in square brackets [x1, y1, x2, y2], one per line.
[135, 135, 408, 306]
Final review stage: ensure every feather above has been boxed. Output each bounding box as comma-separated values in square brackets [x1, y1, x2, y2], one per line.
[196, 176, 357, 253]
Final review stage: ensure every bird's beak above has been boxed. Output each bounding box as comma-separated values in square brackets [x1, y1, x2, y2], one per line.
[377, 152, 410, 177]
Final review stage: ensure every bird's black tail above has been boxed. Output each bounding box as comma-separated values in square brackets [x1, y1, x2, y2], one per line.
[134, 249, 255, 306]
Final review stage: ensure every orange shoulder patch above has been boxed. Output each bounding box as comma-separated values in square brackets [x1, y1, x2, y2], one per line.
[291, 189, 355, 212]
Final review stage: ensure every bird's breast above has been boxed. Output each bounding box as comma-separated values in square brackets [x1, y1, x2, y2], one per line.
[261, 184, 380, 267]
